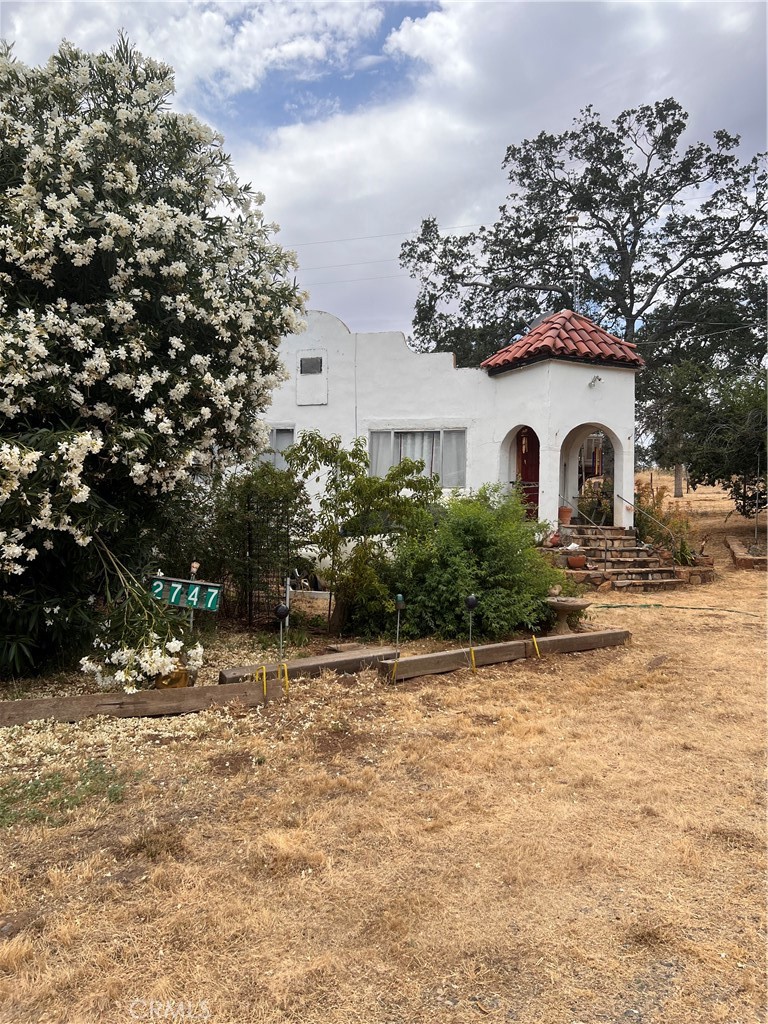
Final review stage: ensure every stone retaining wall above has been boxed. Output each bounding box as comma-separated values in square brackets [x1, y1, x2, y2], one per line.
[672, 566, 717, 585]
[725, 536, 767, 571]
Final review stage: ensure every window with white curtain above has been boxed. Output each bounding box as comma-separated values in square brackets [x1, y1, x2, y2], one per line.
[369, 429, 466, 487]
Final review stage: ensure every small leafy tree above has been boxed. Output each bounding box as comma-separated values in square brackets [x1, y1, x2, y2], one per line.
[648, 365, 766, 518]
[0, 36, 304, 674]
[284, 432, 440, 631]
[633, 480, 694, 564]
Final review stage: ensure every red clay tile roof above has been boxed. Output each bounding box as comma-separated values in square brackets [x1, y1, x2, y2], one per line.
[480, 309, 645, 374]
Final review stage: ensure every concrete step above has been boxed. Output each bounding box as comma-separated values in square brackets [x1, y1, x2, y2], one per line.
[562, 572, 685, 592]
[565, 529, 637, 541]
[580, 546, 656, 560]
[569, 524, 635, 535]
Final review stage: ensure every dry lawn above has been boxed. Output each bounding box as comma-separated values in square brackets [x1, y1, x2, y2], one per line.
[0, 480, 765, 1024]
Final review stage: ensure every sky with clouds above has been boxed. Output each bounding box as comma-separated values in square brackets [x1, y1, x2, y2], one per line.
[2, 1, 766, 336]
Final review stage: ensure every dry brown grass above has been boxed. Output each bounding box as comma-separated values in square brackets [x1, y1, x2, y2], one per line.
[0, 479, 765, 1023]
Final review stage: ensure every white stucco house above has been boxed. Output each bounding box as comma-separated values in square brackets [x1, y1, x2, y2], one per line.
[265, 308, 644, 529]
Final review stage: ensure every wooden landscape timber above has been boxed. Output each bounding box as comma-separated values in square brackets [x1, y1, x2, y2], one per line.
[0, 678, 285, 728]
[217, 646, 398, 685]
[0, 634, 631, 727]
[0, 648, 397, 727]
[379, 628, 631, 682]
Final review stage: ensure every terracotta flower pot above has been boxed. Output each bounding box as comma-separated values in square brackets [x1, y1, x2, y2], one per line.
[558, 506, 573, 526]
[566, 554, 587, 569]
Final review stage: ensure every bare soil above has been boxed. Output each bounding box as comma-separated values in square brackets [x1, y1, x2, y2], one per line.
[0, 480, 765, 1024]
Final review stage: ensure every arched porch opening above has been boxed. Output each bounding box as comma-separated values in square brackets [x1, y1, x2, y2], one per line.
[500, 425, 541, 518]
[560, 424, 624, 527]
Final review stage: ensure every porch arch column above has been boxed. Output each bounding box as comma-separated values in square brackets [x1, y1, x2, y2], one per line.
[562, 442, 582, 514]
[537, 441, 561, 528]
[613, 434, 634, 529]
[557, 425, 594, 523]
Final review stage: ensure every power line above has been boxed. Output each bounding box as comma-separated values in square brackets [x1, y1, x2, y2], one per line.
[301, 256, 398, 272]
[633, 325, 765, 346]
[302, 273, 410, 286]
[285, 222, 482, 247]
[639, 320, 764, 327]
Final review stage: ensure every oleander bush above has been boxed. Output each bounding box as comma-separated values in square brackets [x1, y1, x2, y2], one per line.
[0, 35, 303, 675]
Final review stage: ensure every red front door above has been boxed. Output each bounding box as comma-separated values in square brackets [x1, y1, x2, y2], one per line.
[516, 427, 540, 517]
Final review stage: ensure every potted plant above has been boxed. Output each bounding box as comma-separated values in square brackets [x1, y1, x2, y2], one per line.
[566, 553, 587, 569]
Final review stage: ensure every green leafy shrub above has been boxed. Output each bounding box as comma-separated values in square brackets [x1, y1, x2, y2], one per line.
[577, 478, 614, 525]
[634, 480, 694, 564]
[383, 486, 564, 641]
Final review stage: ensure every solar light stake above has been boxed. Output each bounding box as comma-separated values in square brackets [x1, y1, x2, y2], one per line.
[395, 593, 406, 656]
[465, 594, 478, 673]
[274, 603, 290, 661]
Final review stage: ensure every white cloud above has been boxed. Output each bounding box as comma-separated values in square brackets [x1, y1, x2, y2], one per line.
[353, 53, 388, 72]
[241, 1, 765, 332]
[2, 0, 765, 337]
[2, 1, 385, 104]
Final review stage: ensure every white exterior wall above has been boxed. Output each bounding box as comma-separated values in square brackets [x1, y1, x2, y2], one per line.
[266, 311, 637, 529]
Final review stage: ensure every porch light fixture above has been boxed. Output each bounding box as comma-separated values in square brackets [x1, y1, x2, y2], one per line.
[588, 375, 603, 388]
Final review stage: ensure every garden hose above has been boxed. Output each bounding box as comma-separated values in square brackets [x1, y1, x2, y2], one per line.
[591, 603, 760, 617]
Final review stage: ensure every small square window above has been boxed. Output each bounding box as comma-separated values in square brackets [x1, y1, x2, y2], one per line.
[300, 356, 323, 375]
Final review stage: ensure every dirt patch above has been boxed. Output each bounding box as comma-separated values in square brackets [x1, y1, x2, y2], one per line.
[0, 911, 43, 941]
[206, 750, 264, 776]
[311, 726, 374, 758]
